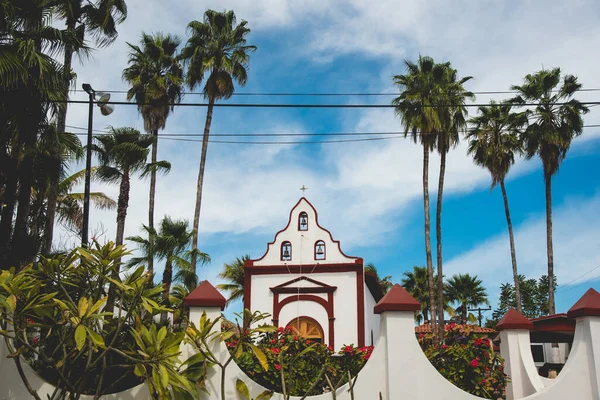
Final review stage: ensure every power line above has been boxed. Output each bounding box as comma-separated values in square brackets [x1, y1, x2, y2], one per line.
[35, 99, 600, 109]
[65, 123, 600, 139]
[556, 264, 600, 294]
[65, 88, 600, 97]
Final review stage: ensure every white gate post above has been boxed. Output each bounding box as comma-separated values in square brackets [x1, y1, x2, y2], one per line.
[497, 308, 545, 400]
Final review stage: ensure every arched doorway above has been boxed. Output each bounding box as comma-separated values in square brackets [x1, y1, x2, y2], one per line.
[286, 316, 324, 343]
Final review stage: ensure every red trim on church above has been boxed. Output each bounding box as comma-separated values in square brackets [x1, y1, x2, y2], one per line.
[248, 197, 360, 264]
[272, 294, 336, 347]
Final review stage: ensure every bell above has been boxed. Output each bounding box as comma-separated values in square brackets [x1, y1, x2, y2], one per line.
[300, 215, 308, 229]
[316, 244, 324, 255]
[283, 248, 290, 258]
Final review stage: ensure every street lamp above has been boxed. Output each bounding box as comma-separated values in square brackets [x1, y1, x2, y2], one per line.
[81, 83, 114, 247]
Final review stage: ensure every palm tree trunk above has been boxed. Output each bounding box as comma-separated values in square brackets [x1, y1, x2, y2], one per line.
[462, 304, 467, 323]
[148, 129, 158, 273]
[44, 22, 74, 256]
[106, 168, 130, 317]
[42, 187, 58, 255]
[12, 152, 34, 267]
[191, 98, 215, 274]
[436, 150, 446, 339]
[500, 179, 522, 312]
[544, 170, 555, 314]
[0, 157, 18, 269]
[161, 253, 173, 323]
[422, 144, 437, 338]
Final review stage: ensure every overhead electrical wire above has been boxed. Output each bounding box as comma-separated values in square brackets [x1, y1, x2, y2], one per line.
[556, 264, 600, 294]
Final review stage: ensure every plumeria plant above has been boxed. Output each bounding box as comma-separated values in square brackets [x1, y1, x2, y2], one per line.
[418, 323, 508, 399]
[0, 242, 202, 400]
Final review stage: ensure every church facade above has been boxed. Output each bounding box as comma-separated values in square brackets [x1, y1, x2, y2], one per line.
[243, 197, 383, 348]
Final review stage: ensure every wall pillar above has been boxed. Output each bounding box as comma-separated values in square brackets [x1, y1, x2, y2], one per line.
[374, 284, 421, 400]
[567, 288, 600, 400]
[497, 308, 545, 400]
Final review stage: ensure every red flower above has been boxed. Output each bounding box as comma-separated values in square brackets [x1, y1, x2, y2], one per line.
[448, 323, 456, 329]
[363, 354, 370, 361]
[280, 339, 285, 344]
[293, 336, 299, 341]
[275, 364, 281, 371]
[32, 337, 39, 345]
[271, 347, 280, 354]
[327, 345, 333, 352]
[270, 339, 277, 344]
[306, 339, 313, 344]
[470, 359, 479, 368]
[418, 334, 424, 339]
[441, 344, 448, 350]
[276, 327, 285, 333]
[344, 345, 353, 353]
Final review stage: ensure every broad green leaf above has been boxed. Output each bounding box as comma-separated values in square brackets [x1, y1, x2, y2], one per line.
[85, 327, 105, 347]
[56, 359, 64, 368]
[157, 326, 167, 346]
[253, 326, 277, 333]
[52, 298, 68, 310]
[75, 325, 86, 351]
[220, 331, 235, 342]
[78, 297, 89, 317]
[6, 294, 16, 312]
[236, 379, 250, 400]
[256, 390, 274, 400]
[247, 343, 268, 371]
[87, 297, 107, 316]
[159, 364, 169, 388]
[134, 363, 146, 377]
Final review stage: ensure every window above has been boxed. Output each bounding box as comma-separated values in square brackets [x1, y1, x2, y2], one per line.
[281, 241, 292, 261]
[286, 317, 324, 343]
[298, 212, 308, 231]
[314, 240, 326, 260]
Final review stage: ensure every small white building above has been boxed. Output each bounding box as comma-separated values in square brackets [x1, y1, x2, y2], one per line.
[243, 197, 383, 348]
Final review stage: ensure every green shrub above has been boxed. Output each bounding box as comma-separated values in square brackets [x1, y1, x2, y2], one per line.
[418, 323, 508, 399]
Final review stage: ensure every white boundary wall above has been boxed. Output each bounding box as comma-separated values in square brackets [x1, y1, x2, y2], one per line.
[2, 294, 600, 399]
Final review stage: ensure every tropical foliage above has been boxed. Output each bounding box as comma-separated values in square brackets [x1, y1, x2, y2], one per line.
[418, 324, 508, 399]
[445, 273, 489, 323]
[216, 255, 249, 306]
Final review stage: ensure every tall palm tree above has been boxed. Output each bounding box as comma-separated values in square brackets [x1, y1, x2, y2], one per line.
[401, 266, 432, 323]
[467, 101, 526, 312]
[47, 0, 127, 252]
[217, 255, 249, 307]
[181, 10, 256, 273]
[511, 68, 588, 314]
[393, 56, 447, 338]
[0, 0, 73, 268]
[434, 64, 474, 336]
[445, 273, 488, 323]
[93, 127, 167, 311]
[123, 32, 183, 273]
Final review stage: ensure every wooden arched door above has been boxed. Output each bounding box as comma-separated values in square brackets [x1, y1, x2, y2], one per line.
[286, 317, 324, 343]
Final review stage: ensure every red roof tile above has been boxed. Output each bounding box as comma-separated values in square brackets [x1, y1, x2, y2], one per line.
[496, 308, 534, 331]
[184, 280, 226, 310]
[374, 284, 420, 314]
[567, 288, 600, 318]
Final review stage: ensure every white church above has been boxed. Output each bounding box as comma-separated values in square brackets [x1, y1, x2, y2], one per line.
[243, 197, 384, 348]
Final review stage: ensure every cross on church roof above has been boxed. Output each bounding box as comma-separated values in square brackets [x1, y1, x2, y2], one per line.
[299, 185, 309, 195]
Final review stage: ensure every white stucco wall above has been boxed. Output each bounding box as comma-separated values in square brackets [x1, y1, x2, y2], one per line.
[253, 198, 357, 266]
[363, 283, 380, 346]
[250, 271, 360, 348]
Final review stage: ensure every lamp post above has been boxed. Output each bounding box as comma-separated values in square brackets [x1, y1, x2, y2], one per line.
[81, 84, 113, 247]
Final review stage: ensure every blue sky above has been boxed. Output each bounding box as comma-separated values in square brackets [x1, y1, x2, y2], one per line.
[59, 0, 600, 321]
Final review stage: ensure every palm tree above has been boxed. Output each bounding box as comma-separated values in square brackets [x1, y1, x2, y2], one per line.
[55, 167, 117, 234]
[434, 64, 474, 336]
[217, 255, 249, 306]
[181, 10, 256, 273]
[93, 127, 167, 311]
[364, 262, 393, 294]
[393, 56, 447, 338]
[445, 273, 488, 323]
[511, 68, 589, 314]
[467, 101, 526, 312]
[401, 266, 432, 323]
[123, 32, 183, 273]
[48, 0, 127, 251]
